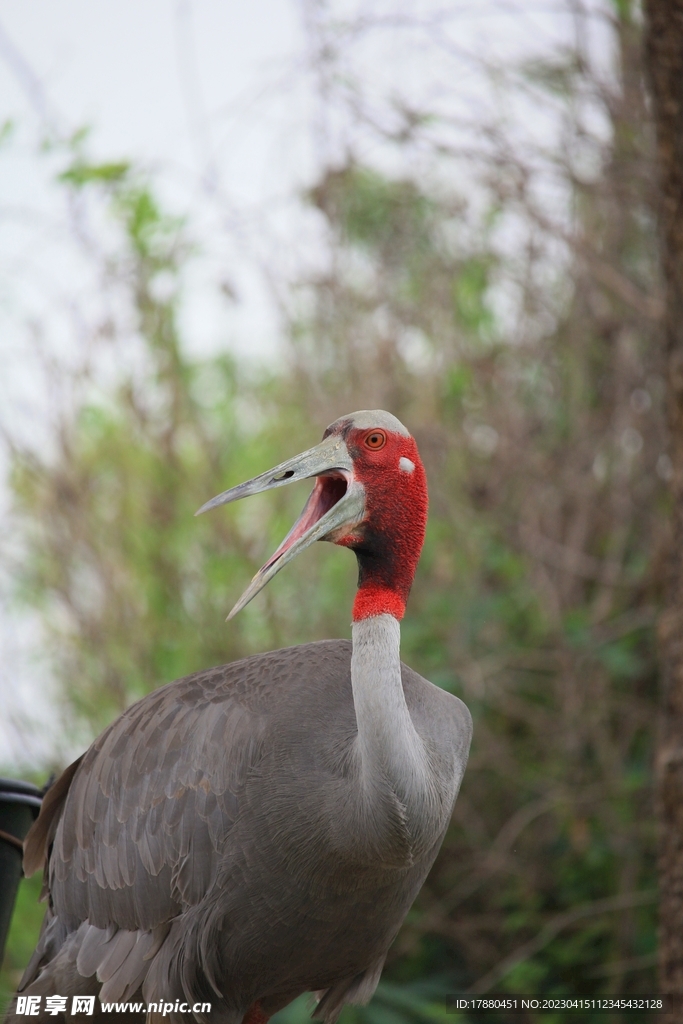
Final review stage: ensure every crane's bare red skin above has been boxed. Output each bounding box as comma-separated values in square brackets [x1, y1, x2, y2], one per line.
[332, 426, 428, 622]
[242, 1001, 269, 1024]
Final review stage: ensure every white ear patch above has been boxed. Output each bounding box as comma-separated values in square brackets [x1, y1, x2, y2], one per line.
[399, 457, 415, 474]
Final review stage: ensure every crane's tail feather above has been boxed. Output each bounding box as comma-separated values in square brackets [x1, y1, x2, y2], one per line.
[23, 757, 84, 880]
[313, 955, 386, 1024]
[11, 917, 172, 1017]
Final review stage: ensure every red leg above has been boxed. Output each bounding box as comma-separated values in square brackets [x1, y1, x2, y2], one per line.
[243, 1002, 269, 1024]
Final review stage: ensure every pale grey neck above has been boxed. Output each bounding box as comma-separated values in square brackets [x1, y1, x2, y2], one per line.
[351, 615, 432, 825]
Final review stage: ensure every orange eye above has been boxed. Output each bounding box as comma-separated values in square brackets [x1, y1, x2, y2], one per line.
[364, 430, 387, 450]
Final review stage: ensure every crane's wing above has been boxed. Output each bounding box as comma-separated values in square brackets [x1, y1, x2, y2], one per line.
[20, 652, 275, 1004]
[57, 669, 268, 926]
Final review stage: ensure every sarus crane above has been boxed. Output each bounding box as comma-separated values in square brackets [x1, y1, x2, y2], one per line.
[12, 410, 472, 1024]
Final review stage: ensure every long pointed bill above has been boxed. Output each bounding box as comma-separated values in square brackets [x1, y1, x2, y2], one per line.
[195, 435, 365, 619]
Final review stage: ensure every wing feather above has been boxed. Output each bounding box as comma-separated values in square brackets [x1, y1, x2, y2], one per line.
[97, 929, 138, 983]
[44, 662, 269, 935]
[75, 923, 116, 978]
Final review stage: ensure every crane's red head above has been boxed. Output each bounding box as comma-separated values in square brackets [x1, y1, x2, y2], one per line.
[196, 410, 428, 622]
[321, 412, 428, 621]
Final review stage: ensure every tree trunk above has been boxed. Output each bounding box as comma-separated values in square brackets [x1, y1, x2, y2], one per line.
[643, 0, 683, 1005]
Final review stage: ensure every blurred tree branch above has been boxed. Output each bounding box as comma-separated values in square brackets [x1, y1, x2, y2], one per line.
[468, 890, 657, 994]
[643, 0, 683, 1005]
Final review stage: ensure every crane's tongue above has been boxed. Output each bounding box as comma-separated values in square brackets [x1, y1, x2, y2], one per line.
[261, 475, 348, 573]
[195, 435, 366, 619]
[227, 476, 364, 620]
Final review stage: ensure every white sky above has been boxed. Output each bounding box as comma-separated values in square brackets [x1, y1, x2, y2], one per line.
[0, 1, 306, 188]
[0, 0, 612, 771]
[0, 1, 315, 368]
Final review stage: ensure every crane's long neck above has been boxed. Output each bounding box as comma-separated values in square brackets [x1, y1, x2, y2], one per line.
[344, 433, 434, 853]
[351, 613, 435, 853]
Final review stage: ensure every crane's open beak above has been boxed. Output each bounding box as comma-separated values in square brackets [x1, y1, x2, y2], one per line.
[195, 435, 365, 618]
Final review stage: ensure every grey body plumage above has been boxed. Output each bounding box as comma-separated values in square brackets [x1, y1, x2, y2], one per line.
[19, 640, 470, 1023]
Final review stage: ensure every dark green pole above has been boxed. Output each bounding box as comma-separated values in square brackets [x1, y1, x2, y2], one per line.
[0, 779, 43, 966]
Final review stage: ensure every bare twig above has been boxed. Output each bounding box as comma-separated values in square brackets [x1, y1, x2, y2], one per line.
[468, 891, 657, 993]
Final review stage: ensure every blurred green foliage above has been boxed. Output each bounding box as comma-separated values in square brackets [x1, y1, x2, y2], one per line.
[1, 4, 664, 1024]
[0, 876, 44, 1008]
